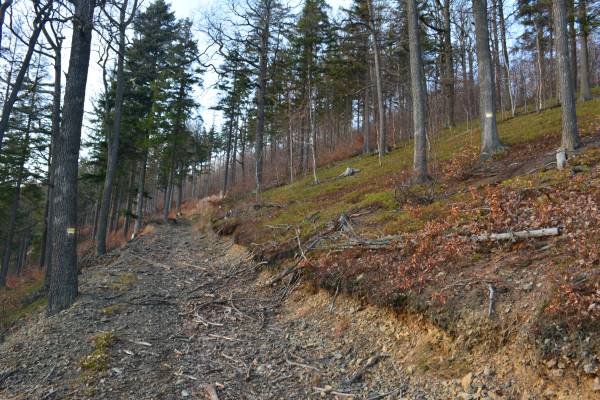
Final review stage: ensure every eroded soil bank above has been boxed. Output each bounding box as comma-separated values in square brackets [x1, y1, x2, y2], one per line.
[0, 219, 597, 399]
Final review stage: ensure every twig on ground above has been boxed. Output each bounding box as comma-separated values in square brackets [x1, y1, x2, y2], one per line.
[313, 386, 356, 397]
[488, 284, 495, 318]
[344, 353, 389, 384]
[285, 354, 321, 372]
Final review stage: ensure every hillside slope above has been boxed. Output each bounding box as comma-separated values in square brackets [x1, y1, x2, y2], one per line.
[213, 98, 600, 397]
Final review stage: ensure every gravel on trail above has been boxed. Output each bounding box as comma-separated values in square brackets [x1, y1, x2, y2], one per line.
[0, 220, 476, 399]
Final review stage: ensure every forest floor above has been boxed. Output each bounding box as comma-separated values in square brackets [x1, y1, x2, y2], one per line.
[0, 217, 516, 400]
[3, 99, 600, 400]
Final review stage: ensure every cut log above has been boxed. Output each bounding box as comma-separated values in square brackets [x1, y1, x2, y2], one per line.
[472, 227, 561, 242]
[339, 167, 360, 177]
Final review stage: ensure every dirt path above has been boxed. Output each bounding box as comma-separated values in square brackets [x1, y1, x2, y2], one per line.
[0, 220, 507, 399]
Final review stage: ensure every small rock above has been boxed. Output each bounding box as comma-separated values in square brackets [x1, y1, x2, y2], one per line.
[483, 365, 493, 377]
[551, 369, 564, 377]
[181, 389, 190, 397]
[545, 359, 557, 369]
[592, 377, 600, 392]
[522, 282, 534, 291]
[461, 372, 474, 392]
[583, 361, 598, 375]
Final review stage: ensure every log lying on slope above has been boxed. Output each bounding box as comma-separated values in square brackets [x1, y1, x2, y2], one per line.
[472, 227, 561, 242]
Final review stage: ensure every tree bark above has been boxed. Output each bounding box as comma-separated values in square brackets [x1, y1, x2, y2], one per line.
[552, 0, 580, 152]
[48, 0, 96, 315]
[407, 0, 428, 182]
[473, 0, 504, 158]
[578, 0, 591, 101]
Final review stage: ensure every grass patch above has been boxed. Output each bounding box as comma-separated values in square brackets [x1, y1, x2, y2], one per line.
[80, 331, 117, 372]
[110, 273, 137, 291]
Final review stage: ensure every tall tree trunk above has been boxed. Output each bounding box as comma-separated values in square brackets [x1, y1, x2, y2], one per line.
[578, 0, 591, 101]
[254, 4, 271, 194]
[473, 0, 504, 158]
[408, 0, 428, 182]
[48, 0, 96, 315]
[367, 0, 385, 163]
[363, 80, 370, 154]
[42, 37, 62, 281]
[96, 0, 130, 255]
[552, 0, 580, 152]
[441, 0, 455, 127]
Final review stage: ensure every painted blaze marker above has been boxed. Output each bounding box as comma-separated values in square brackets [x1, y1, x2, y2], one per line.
[67, 228, 76, 236]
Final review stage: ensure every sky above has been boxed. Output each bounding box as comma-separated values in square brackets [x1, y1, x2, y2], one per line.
[82, 0, 352, 138]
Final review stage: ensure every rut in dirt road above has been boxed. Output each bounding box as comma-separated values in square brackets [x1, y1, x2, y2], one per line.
[0, 220, 453, 399]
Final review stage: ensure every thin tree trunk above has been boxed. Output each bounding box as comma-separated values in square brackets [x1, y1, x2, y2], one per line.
[367, 0, 385, 163]
[408, 0, 428, 182]
[552, 0, 580, 152]
[441, 0, 455, 127]
[132, 150, 147, 238]
[42, 36, 62, 282]
[578, 0, 591, 101]
[254, 3, 271, 194]
[48, 0, 96, 315]
[497, 0, 515, 116]
[123, 165, 135, 237]
[535, 21, 544, 112]
[568, 0, 577, 90]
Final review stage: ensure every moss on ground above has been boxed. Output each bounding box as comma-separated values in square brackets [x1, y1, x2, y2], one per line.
[80, 331, 117, 372]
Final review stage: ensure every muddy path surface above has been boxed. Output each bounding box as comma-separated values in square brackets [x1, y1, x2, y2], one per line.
[0, 220, 520, 399]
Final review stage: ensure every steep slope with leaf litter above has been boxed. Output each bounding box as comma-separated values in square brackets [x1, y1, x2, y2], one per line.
[213, 97, 600, 393]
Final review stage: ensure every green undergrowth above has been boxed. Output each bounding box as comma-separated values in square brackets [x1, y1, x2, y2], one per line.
[246, 97, 600, 244]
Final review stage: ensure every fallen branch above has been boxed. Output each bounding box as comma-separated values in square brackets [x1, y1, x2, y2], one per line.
[471, 227, 561, 242]
[344, 354, 389, 384]
[266, 259, 301, 286]
[313, 387, 356, 397]
[285, 354, 321, 372]
[488, 284, 495, 318]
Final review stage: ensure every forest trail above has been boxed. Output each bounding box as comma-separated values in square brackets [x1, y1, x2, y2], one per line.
[0, 219, 474, 400]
